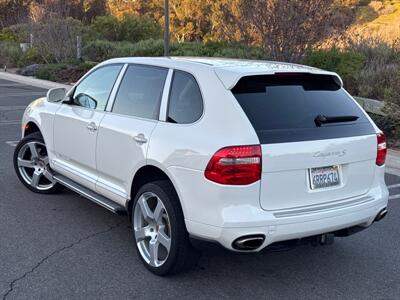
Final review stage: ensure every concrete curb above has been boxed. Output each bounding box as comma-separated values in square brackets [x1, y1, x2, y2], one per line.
[354, 96, 385, 116]
[0, 71, 71, 90]
[387, 150, 400, 176]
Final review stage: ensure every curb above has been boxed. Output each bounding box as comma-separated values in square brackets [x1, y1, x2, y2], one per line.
[387, 150, 400, 175]
[0, 71, 71, 90]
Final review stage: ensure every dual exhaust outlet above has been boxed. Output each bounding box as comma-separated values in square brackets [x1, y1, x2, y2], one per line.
[232, 235, 265, 251]
[232, 207, 388, 251]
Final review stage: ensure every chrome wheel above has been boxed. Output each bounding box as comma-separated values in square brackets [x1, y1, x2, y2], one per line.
[17, 141, 55, 191]
[133, 192, 172, 267]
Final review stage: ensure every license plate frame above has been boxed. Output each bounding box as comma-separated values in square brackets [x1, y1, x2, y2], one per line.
[309, 165, 341, 190]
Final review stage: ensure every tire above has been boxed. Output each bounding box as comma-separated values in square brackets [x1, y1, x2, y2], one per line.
[13, 132, 62, 194]
[131, 180, 200, 275]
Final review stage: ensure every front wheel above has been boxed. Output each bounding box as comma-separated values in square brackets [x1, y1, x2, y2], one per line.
[132, 181, 200, 275]
[13, 132, 62, 194]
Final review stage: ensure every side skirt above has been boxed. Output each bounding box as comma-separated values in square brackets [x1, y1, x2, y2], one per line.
[53, 173, 127, 215]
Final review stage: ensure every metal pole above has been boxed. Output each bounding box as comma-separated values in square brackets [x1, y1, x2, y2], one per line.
[76, 35, 82, 60]
[164, 0, 170, 57]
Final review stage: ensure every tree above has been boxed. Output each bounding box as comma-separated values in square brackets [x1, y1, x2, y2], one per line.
[241, 0, 346, 62]
[0, 0, 31, 28]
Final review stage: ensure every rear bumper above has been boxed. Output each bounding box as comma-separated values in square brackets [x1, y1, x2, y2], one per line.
[185, 183, 389, 251]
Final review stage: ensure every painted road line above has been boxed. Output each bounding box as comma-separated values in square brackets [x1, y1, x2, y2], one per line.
[0, 121, 21, 126]
[0, 83, 26, 87]
[389, 194, 400, 200]
[0, 105, 27, 111]
[386, 167, 400, 177]
[5, 141, 19, 147]
[0, 92, 45, 97]
[388, 184, 400, 189]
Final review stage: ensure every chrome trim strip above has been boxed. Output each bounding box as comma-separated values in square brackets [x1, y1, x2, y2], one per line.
[273, 195, 374, 218]
[52, 159, 96, 184]
[96, 179, 127, 198]
[159, 68, 174, 122]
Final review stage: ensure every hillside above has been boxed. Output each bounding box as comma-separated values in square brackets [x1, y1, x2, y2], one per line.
[346, 0, 400, 43]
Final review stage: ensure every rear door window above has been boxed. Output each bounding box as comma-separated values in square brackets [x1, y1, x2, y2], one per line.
[112, 65, 168, 120]
[232, 74, 374, 144]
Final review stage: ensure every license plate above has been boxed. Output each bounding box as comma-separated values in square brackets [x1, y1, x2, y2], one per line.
[309, 165, 340, 190]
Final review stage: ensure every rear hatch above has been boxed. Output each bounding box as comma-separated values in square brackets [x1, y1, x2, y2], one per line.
[232, 73, 377, 211]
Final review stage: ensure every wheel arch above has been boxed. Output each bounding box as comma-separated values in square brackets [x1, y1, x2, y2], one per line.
[23, 121, 42, 137]
[128, 164, 187, 222]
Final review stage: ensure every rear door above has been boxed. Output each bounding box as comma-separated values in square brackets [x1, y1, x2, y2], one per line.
[232, 74, 377, 211]
[96, 64, 169, 205]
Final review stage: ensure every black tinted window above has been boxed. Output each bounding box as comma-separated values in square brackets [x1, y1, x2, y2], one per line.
[232, 74, 374, 143]
[113, 65, 168, 120]
[167, 71, 203, 124]
[73, 64, 122, 110]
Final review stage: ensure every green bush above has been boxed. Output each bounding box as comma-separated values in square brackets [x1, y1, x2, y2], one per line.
[303, 48, 366, 94]
[91, 15, 161, 43]
[357, 63, 400, 133]
[0, 41, 22, 67]
[82, 39, 267, 62]
[91, 16, 120, 41]
[36, 62, 97, 83]
[0, 29, 17, 42]
[17, 47, 46, 67]
[0, 24, 30, 43]
[82, 40, 117, 61]
[120, 15, 161, 42]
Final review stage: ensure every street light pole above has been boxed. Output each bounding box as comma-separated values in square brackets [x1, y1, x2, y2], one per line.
[164, 0, 170, 57]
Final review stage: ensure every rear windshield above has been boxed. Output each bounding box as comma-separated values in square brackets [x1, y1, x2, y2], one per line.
[232, 74, 375, 144]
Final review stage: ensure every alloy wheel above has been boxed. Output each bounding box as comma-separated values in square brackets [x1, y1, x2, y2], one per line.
[17, 141, 55, 191]
[133, 192, 172, 267]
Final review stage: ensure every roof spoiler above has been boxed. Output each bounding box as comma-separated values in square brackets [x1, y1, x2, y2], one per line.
[214, 69, 344, 90]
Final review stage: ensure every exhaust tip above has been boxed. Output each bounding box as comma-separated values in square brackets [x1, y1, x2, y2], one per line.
[375, 208, 388, 222]
[232, 235, 265, 251]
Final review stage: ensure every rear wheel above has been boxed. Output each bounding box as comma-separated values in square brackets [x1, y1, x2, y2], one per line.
[132, 180, 200, 275]
[13, 132, 62, 194]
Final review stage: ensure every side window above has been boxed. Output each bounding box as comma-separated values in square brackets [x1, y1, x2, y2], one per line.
[167, 71, 203, 124]
[72, 64, 122, 111]
[112, 65, 168, 120]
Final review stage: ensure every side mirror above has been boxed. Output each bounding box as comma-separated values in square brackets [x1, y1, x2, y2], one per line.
[46, 88, 66, 103]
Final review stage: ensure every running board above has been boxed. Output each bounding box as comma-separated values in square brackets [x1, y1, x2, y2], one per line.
[53, 174, 127, 215]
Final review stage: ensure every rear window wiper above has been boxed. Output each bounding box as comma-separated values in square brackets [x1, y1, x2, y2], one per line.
[315, 114, 359, 127]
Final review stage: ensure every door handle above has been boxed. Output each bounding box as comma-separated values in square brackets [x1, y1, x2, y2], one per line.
[87, 122, 97, 132]
[133, 133, 148, 144]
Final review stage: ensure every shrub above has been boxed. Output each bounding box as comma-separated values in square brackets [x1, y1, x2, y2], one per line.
[36, 62, 97, 83]
[0, 41, 22, 67]
[17, 47, 45, 67]
[31, 18, 84, 63]
[83, 39, 268, 62]
[90, 16, 120, 41]
[82, 40, 117, 61]
[119, 15, 161, 42]
[91, 15, 161, 43]
[303, 48, 365, 94]
[0, 29, 17, 42]
[0, 24, 30, 43]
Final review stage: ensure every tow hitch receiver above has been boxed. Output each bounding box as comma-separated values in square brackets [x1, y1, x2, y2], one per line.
[311, 233, 335, 246]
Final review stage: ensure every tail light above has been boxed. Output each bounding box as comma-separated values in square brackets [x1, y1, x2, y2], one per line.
[205, 145, 261, 185]
[376, 133, 387, 166]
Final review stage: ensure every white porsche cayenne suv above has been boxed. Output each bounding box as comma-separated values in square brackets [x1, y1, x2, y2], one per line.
[14, 57, 389, 275]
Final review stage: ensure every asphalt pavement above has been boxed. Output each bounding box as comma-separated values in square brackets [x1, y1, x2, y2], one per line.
[0, 78, 400, 300]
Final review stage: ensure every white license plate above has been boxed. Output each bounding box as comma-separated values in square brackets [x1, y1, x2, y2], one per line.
[309, 165, 340, 190]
